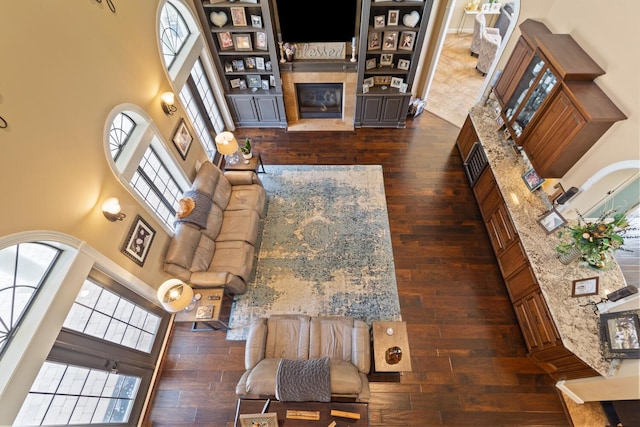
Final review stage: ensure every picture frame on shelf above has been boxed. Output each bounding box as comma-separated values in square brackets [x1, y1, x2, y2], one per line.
[218, 31, 234, 50]
[521, 168, 545, 192]
[250, 14, 262, 28]
[571, 276, 599, 297]
[362, 83, 370, 94]
[399, 82, 408, 93]
[233, 59, 245, 72]
[255, 31, 268, 51]
[382, 31, 398, 51]
[238, 79, 247, 90]
[246, 74, 261, 88]
[363, 77, 374, 88]
[171, 118, 193, 160]
[265, 61, 272, 71]
[387, 9, 400, 26]
[230, 7, 247, 26]
[256, 57, 265, 70]
[244, 57, 256, 69]
[120, 215, 155, 267]
[233, 33, 252, 51]
[230, 78, 241, 88]
[397, 58, 410, 70]
[368, 32, 381, 50]
[261, 79, 269, 90]
[224, 62, 233, 73]
[374, 15, 385, 29]
[269, 75, 276, 87]
[600, 311, 640, 359]
[365, 58, 376, 70]
[374, 75, 391, 85]
[390, 76, 403, 88]
[399, 31, 416, 51]
[380, 53, 393, 66]
[238, 413, 279, 427]
[537, 208, 566, 235]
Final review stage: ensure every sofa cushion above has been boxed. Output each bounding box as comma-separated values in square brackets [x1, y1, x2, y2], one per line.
[227, 185, 266, 218]
[164, 222, 200, 269]
[192, 161, 220, 199]
[190, 234, 215, 273]
[202, 204, 224, 241]
[245, 357, 278, 395]
[216, 210, 260, 245]
[209, 240, 254, 282]
[212, 171, 232, 210]
[329, 360, 362, 395]
[309, 316, 354, 362]
[265, 315, 311, 360]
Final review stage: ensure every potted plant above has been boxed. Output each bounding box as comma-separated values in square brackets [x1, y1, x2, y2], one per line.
[240, 138, 252, 160]
[555, 209, 635, 269]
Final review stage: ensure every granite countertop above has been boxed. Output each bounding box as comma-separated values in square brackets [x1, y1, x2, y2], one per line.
[468, 101, 628, 377]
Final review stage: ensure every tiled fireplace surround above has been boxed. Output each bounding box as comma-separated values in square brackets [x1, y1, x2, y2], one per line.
[281, 67, 357, 131]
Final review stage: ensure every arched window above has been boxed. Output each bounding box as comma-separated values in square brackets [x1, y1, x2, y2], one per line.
[159, 0, 227, 162]
[107, 108, 189, 232]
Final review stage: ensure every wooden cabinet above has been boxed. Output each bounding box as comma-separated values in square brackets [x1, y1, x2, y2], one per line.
[456, 115, 479, 162]
[493, 19, 626, 178]
[355, 0, 434, 128]
[194, 0, 287, 128]
[513, 291, 560, 353]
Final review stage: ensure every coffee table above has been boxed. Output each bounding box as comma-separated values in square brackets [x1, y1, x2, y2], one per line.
[172, 287, 228, 331]
[235, 398, 368, 426]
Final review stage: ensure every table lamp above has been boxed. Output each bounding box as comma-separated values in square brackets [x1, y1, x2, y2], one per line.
[157, 279, 197, 312]
[214, 131, 240, 165]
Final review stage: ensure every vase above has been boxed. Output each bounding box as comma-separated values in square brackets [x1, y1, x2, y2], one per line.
[242, 151, 252, 160]
[558, 246, 582, 265]
[385, 346, 402, 364]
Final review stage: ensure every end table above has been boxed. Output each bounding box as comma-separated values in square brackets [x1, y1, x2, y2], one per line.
[173, 287, 228, 331]
[372, 321, 412, 372]
[224, 152, 265, 174]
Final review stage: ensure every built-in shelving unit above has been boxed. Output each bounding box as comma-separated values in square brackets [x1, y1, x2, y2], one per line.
[355, 0, 433, 128]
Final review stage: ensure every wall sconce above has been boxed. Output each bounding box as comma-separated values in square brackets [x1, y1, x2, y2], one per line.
[160, 92, 177, 115]
[157, 279, 198, 312]
[101, 197, 126, 222]
[214, 131, 240, 164]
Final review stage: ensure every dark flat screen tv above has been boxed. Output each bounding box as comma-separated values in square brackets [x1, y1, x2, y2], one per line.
[275, 0, 358, 43]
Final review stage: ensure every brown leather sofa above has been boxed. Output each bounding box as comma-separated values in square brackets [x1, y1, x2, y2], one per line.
[236, 314, 371, 402]
[163, 160, 265, 294]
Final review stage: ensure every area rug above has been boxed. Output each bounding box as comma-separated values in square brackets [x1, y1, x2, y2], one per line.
[226, 165, 401, 340]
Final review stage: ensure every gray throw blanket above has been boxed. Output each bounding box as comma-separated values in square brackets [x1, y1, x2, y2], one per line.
[174, 190, 212, 229]
[275, 357, 331, 402]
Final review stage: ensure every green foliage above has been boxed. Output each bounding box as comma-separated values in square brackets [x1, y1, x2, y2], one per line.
[240, 138, 251, 154]
[555, 209, 634, 269]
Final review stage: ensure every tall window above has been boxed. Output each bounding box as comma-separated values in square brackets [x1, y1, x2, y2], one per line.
[0, 242, 61, 358]
[160, 0, 226, 163]
[108, 110, 188, 231]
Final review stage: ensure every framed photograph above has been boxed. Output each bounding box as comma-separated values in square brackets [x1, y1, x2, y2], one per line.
[217, 31, 234, 50]
[233, 33, 252, 51]
[233, 59, 245, 72]
[368, 32, 381, 50]
[374, 75, 391, 85]
[600, 311, 640, 359]
[502, 127, 511, 140]
[246, 74, 261, 88]
[365, 58, 376, 70]
[269, 74, 275, 87]
[397, 58, 410, 70]
[496, 115, 505, 127]
[374, 15, 385, 28]
[363, 76, 374, 88]
[250, 14, 262, 28]
[521, 168, 545, 192]
[362, 83, 370, 94]
[265, 61, 272, 71]
[171, 118, 192, 160]
[261, 79, 269, 90]
[238, 79, 247, 90]
[399, 82, 408, 93]
[224, 62, 233, 73]
[390, 76, 403, 88]
[380, 53, 393, 66]
[121, 215, 155, 267]
[387, 10, 400, 26]
[230, 7, 247, 26]
[255, 31, 268, 51]
[238, 413, 279, 427]
[571, 276, 599, 297]
[399, 31, 416, 51]
[229, 78, 241, 88]
[256, 56, 265, 70]
[382, 31, 398, 51]
[244, 57, 256, 69]
[537, 208, 567, 234]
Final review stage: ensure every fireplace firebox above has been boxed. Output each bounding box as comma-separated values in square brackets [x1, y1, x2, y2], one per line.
[296, 83, 343, 119]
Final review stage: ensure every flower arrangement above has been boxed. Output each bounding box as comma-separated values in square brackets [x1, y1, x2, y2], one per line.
[283, 42, 296, 61]
[555, 209, 635, 269]
[240, 138, 251, 155]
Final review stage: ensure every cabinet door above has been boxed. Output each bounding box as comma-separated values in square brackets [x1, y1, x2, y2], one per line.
[231, 97, 259, 122]
[456, 115, 479, 162]
[523, 89, 585, 178]
[503, 261, 538, 302]
[380, 97, 407, 123]
[360, 97, 383, 122]
[485, 204, 518, 255]
[513, 291, 559, 352]
[473, 168, 502, 220]
[494, 37, 534, 106]
[255, 97, 280, 122]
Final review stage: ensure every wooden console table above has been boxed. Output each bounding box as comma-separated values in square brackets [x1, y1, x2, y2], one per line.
[235, 399, 368, 426]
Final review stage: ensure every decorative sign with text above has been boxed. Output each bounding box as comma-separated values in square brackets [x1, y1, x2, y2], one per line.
[294, 42, 346, 60]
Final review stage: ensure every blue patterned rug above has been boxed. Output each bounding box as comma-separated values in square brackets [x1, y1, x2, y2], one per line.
[226, 165, 401, 340]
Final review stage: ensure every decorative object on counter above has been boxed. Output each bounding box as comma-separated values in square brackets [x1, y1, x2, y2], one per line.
[537, 208, 566, 235]
[240, 138, 252, 160]
[599, 310, 640, 360]
[571, 276, 599, 297]
[521, 167, 545, 192]
[555, 209, 635, 269]
[283, 42, 296, 61]
[385, 346, 402, 364]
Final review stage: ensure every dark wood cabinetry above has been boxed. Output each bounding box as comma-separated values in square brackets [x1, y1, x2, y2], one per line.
[494, 19, 626, 178]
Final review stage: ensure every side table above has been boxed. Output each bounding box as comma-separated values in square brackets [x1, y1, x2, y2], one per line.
[173, 287, 228, 331]
[224, 152, 265, 174]
[371, 321, 412, 373]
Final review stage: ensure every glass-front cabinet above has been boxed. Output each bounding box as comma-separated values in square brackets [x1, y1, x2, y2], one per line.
[503, 54, 558, 142]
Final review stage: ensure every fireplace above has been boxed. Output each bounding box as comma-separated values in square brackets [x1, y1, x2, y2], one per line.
[296, 83, 343, 119]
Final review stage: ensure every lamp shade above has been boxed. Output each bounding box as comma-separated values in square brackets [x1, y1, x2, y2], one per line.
[214, 131, 239, 155]
[157, 279, 194, 313]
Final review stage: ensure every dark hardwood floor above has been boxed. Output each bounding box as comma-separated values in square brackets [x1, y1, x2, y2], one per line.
[146, 112, 570, 426]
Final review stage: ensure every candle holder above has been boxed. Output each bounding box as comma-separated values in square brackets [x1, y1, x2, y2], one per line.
[350, 39, 357, 63]
[278, 41, 286, 63]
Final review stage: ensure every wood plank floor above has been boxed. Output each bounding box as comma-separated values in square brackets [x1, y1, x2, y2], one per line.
[146, 112, 571, 426]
